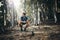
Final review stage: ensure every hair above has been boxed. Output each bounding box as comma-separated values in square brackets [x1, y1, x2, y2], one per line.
[23, 13, 26, 15]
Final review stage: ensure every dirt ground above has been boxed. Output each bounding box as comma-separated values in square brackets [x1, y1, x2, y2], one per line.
[0, 25, 60, 40]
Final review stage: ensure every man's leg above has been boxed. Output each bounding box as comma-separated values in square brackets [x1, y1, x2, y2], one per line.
[24, 23, 29, 31]
[20, 24, 23, 31]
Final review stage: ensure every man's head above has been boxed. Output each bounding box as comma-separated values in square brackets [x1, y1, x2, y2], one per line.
[23, 12, 26, 16]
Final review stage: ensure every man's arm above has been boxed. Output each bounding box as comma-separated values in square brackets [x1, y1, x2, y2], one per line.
[18, 17, 22, 25]
[26, 16, 30, 26]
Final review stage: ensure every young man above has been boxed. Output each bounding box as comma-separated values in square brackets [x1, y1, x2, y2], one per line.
[19, 13, 30, 31]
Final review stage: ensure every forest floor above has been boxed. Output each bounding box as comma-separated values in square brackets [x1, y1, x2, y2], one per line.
[0, 25, 60, 40]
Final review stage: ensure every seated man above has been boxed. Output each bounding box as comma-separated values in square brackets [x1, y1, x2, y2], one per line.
[19, 13, 30, 31]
